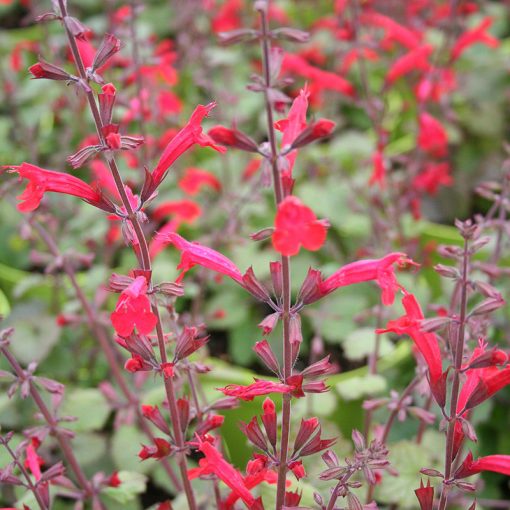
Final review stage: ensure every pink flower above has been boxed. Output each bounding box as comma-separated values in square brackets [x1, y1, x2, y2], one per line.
[147, 103, 226, 196]
[377, 292, 444, 405]
[218, 379, 296, 401]
[6, 163, 107, 213]
[162, 232, 244, 284]
[178, 167, 221, 195]
[320, 253, 412, 306]
[110, 276, 157, 337]
[451, 17, 499, 60]
[272, 196, 328, 256]
[417, 112, 448, 158]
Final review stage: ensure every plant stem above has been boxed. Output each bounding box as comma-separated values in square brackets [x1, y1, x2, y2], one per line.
[438, 236, 470, 510]
[57, 2, 197, 506]
[0, 345, 102, 508]
[256, 4, 293, 509]
[30, 219, 181, 491]
[2, 439, 49, 510]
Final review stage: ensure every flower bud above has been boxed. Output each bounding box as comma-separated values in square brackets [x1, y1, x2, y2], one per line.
[290, 119, 336, 149]
[208, 125, 260, 152]
[270, 27, 310, 43]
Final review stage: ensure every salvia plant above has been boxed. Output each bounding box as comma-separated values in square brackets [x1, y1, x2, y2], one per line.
[0, 0, 510, 510]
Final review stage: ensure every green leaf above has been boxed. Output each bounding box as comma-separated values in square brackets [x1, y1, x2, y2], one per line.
[111, 425, 152, 474]
[61, 388, 110, 432]
[342, 328, 393, 361]
[102, 471, 148, 503]
[0, 287, 10, 317]
[335, 374, 387, 401]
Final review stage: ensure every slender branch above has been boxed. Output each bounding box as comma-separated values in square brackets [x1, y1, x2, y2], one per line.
[0, 345, 102, 508]
[256, 5, 293, 509]
[57, 1, 196, 506]
[438, 236, 470, 510]
[29, 218, 181, 491]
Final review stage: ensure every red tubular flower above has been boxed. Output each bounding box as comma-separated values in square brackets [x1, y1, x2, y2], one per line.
[361, 11, 421, 49]
[415, 479, 434, 510]
[178, 167, 221, 196]
[451, 17, 499, 60]
[218, 379, 295, 401]
[145, 103, 226, 198]
[6, 163, 108, 213]
[385, 44, 433, 84]
[274, 89, 309, 176]
[288, 460, 306, 480]
[188, 440, 255, 508]
[152, 199, 202, 223]
[272, 196, 328, 256]
[369, 149, 386, 188]
[413, 163, 453, 195]
[417, 112, 448, 158]
[207, 125, 259, 152]
[455, 451, 510, 479]
[464, 365, 510, 410]
[320, 253, 413, 306]
[110, 276, 157, 337]
[161, 232, 243, 284]
[377, 293, 444, 405]
[282, 53, 355, 98]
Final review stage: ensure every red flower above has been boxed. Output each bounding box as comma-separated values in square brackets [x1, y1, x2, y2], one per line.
[188, 439, 255, 508]
[415, 479, 434, 510]
[148, 103, 226, 196]
[162, 232, 243, 284]
[377, 292, 444, 405]
[451, 17, 499, 60]
[361, 11, 421, 50]
[369, 149, 387, 188]
[207, 125, 259, 152]
[152, 199, 201, 223]
[272, 196, 328, 256]
[138, 438, 172, 460]
[386, 45, 433, 84]
[218, 379, 295, 401]
[211, 0, 242, 33]
[417, 112, 448, 158]
[179, 167, 221, 195]
[413, 163, 453, 195]
[282, 53, 355, 98]
[110, 276, 157, 337]
[288, 460, 306, 480]
[455, 451, 510, 479]
[320, 253, 413, 306]
[6, 163, 107, 213]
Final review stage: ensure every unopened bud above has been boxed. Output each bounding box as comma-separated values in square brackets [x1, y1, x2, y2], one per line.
[270, 27, 310, 43]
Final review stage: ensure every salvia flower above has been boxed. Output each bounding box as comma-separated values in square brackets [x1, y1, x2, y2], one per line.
[179, 167, 222, 196]
[272, 196, 328, 256]
[415, 479, 434, 510]
[451, 17, 499, 60]
[110, 276, 157, 337]
[320, 252, 414, 306]
[6, 163, 112, 213]
[218, 379, 296, 401]
[29, 59, 77, 82]
[455, 451, 510, 479]
[141, 405, 170, 435]
[385, 44, 433, 84]
[144, 103, 226, 200]
[208, 125, 260, 152]
[417, 112, 448, 158]
[138, 438, 173, 460]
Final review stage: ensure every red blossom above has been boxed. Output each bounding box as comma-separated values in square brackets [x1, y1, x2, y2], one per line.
[6, 163, 107, 213]
[152, 199, 202, 223]
[386, 44, 433, 84]
[413, 163, 453, 195]
[179, 167, 221, 195]
[377, 292, 444, 405]
[161, 232, 243, 284]
[369, 148, 386, 188]
[138, 438, 173, 460]
[415, 479, 434, 510]
[361, 11, 421, 49]
[272, 196, 328, 256]
[451, 17, 500, 60]
[417, 112, 448, 158]
[218, 379, 295, 401]
[455, 451, 510, 479]
[110, 276, 157, 337]
[320, 253, 413, 306]
[148, 103, 226, 197]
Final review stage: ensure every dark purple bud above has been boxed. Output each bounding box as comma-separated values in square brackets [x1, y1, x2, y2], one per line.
[469, 236, 490, 254]
[270, 261, 283, 301]
[455, 481, 477, 492]
[409, 406, 436, 425]
[153, 281, 185, 297]
[347, 492, 363, 510]
[434, 264, 460, 279]
[242, 267, 272, 303]
[218, 28, 260, 46]
[209, 396, 239, 410]
[297, 268, 324, 305]
[460, 417, 478, 443]
[321, 450, 339, 468]
[437, 245, 463, 259]
[258, 312, 280, 335]
[40, 461, 65, 482]
[473, 280, 501, 298]
[470, 296, 505, 316]
[289, 314, 302, 345]
[240, 417, 269, 452]
[92, 34, 121, 72]
[253, 340, 280, 375]
[420, 468, 444, 477]
[420, 316, 452, 333]
[250, 227, 275, 241]
[352, 429, 365, 452]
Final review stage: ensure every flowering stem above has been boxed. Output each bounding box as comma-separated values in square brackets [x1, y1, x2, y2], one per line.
[438, 236, 470, 510]
[256, 4, 293, 509]
[0, 345, 102, 508]
[57, 1, 196, 506]
[30, 219, 182, 491]
[1, 438, 48, 510]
